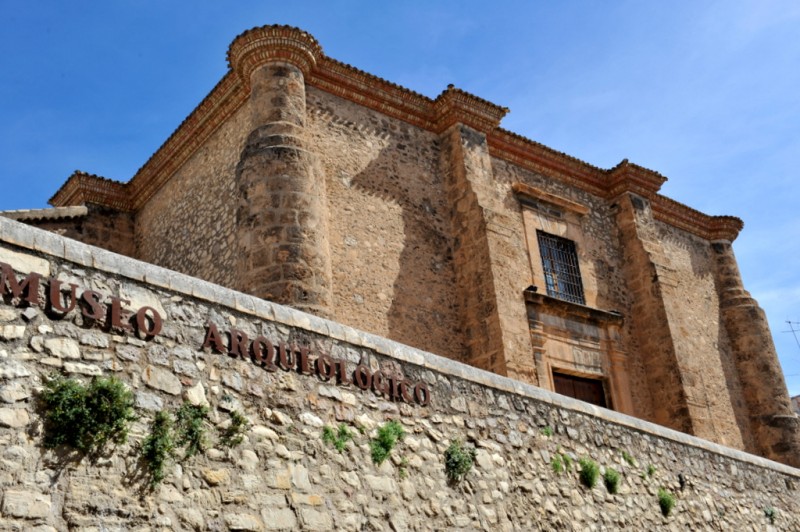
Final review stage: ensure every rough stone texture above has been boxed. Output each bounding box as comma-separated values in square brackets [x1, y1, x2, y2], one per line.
[16, 204, 136, 258]
[236, 64, 333, 318]
[135, 100, 250, 289]
[6, 24, 798, 477]
[0, 235, 798, 530]
[307, 87, 463, 361]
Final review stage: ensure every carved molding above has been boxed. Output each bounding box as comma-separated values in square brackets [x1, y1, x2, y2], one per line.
[47, 24, 743, 242]
[512, 182, 590, 216]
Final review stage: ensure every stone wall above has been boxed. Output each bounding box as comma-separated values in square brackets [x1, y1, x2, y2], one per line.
[307, 88, 463, 361]
[1, 217, 799, 531]
[135, 103, 251, 289]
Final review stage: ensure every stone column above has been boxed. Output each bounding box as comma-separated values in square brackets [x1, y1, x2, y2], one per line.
[712, 240, 800, 467]
[228, 26, 333, 318]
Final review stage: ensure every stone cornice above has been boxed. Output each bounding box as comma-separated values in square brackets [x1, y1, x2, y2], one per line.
[48, 24, 742, 242]
[605, 159, 667, 200]
[48, 171, 131, 212]
[511, 182, 590, 216]
[651, 196, 743, 241]
[488, 129, 608, 196]
[228, 25, 323, 81]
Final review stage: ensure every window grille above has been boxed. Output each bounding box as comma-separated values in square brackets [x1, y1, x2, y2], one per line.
[537, 231, 585, 305]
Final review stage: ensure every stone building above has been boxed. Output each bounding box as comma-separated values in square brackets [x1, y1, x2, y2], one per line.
[5, 25, 799, 468]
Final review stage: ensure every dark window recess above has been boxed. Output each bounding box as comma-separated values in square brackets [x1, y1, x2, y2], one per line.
[537, 231, 585, 305]
[552, 371, 607, 408]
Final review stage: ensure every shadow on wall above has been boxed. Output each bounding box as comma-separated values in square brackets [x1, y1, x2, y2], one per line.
[346, 139, 466, 362]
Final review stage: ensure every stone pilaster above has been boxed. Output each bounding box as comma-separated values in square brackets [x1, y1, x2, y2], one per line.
[614, 193, 695, 433]
[440, 122, 534, 381]
[712, 240, 800, 467]
[228, 27, 332, 318]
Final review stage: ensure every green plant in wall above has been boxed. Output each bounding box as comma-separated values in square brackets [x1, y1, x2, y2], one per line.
[658, 488, 676, 517]
[551, 453, 564, 474]
[604, 467, 621, 494]
[764, 506, 777, 525]
[141, 410, 175, 489]
[540, 426, 554, 437]
[622, 451, 635, 466]
[39, 375, 136, 456]
[444, 439, 476, 483]
[322, 423, 353, 453]
[220, 411, 249, 448]
[642, 464, 657, 479]
[578, 457, 599, 489]
[399, 456, 409, 479]
[562, 452, 573, 471]
[175, 402, 209, 459]
[370, 420, 405, 465]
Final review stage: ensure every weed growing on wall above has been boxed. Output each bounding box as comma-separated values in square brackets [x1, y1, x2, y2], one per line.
[443, 439, 476, 483]
[642, 464, 657, 479]
[540, 426, 554, 437]
[370, 420, 404, 465]
[220, 411, 249, 448]
[578, 458, 599, 489]
[141, 410, 175, 489]
[175, 403, 209, 459]
[764, 506, 777, 525]
[322, 423, 353, 452]
[658, 488, 676, 516]
[604, 467, 621, 494]
[622, 451, 635, 466]
[551, 453, 564, 474]
[39, 375, 136, 456]
[399, 457, 409, 479]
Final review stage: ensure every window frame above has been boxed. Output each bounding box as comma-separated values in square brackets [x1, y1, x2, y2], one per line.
[536, 230, 586, 305]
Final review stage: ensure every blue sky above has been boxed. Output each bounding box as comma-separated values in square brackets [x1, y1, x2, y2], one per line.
[2, 1, 800, 393]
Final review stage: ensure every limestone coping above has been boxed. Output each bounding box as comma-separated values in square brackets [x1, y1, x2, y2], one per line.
[1, 216, 794, 477]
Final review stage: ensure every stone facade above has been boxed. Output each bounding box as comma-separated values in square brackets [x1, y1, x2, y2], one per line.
[4, 24, 799, 470]
[1, 219, 799, 530]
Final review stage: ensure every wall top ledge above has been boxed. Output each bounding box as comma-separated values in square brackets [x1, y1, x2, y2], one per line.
[0, 215, 796, 478]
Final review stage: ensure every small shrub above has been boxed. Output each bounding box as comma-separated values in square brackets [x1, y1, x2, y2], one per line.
[642, 464, 657, 479]
[40, 375, 135, 455]
[175, 402, 209, 459]
[220, 411, 249, 448]
[370, 420, 404, 465]
[141, 410, 174, 489]
[540, 426, 554, 437]
[562, 453, 573, 471]
[658, 488, 676, 517]
[604, 467, 621, 494]
[444, 439, 476, 483]
[551, 453, 564, 474]
[578, 458, 599, 489]
[764, 506, 777, 525]
[322, 423, 353, 453]
[622, 451, 635, 466]
[399, 457, 409, 479]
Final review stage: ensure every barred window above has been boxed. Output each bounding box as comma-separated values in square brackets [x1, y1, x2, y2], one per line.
[537, 231, 585, 305]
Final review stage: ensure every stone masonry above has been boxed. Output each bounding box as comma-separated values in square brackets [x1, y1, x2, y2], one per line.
[2, 213, 800, 531]
[6, 24, 800, 469]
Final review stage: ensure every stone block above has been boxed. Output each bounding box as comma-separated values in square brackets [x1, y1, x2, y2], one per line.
[0, 247, 51, 277]
[1, 490, 50, 518]
[300, 508, 333, 531]
[44, 337, 80, 359]
[0, 407, 29, 428]
[224, 513, 263, 531]
[142, 364, 182, 395]
[262, 507, 297, 530]
[63, 362, 102, 376]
